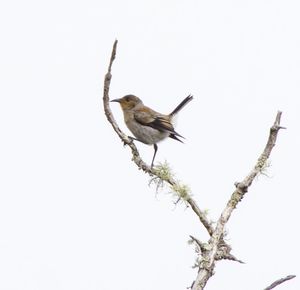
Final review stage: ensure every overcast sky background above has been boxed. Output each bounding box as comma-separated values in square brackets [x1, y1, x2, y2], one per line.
[0, 0, 299, 289]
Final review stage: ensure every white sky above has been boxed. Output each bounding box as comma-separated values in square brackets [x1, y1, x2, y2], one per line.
[0, 0, 299, 289]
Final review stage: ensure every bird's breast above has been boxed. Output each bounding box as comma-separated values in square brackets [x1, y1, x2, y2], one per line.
[125, 118, 169, 145]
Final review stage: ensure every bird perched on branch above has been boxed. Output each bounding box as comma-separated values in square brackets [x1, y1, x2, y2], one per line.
[111, 94, 193, 168]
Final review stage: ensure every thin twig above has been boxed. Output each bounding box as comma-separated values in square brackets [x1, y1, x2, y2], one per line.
[189, 235, 207, 253]
[264, 275, 296, 290]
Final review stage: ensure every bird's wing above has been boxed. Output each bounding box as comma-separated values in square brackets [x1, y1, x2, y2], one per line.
[134, 107, 184, 138]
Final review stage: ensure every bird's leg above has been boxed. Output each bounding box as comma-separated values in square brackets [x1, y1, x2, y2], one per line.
[151, 144, 158, 168]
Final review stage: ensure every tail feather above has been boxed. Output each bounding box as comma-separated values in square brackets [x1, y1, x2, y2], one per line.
[169, 133, 184, 143]
[170, 95, 193, 116]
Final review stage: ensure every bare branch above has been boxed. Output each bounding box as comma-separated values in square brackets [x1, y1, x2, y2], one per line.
[191, 112, 285, 290]
[186, 197, 214, 236]
[189, 235, 207, 254]
[222, 253, 244, 264]
[102, 41, 214, 236]
[264, 275, 296, 290]
[189, 235, 244, 264]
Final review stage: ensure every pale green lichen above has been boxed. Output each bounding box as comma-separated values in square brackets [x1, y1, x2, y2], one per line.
[152, 161, 174, 180]
[149, 161, 174, 192]
[229, 191, 242, 208]
[171, 182, 191, 201]
[255, 156, 271, 174]
[149, 161, 192, 204]
[258, 159, 271, 177]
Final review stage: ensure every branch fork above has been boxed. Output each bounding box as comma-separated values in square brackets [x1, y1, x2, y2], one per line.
[103, 40, 293, 290]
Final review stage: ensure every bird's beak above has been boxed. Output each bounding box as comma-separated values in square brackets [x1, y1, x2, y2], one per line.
[110, 98, 121, 103]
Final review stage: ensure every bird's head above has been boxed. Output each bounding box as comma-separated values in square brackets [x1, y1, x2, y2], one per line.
[111, 95, 143, 111]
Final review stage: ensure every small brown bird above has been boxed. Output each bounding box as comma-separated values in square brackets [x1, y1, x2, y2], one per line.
[111, 94, 193, 168]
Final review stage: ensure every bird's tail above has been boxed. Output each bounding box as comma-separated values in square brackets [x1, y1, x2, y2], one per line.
[170, 95, 193, 116]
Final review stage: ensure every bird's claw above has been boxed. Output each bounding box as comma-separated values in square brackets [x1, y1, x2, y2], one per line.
[128, 136, 135, 143]
[123, 136, 135, 147]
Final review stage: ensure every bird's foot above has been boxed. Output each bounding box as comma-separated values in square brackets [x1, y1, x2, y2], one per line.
[123, 136, 136, 147]
[128, 136, 138, 142]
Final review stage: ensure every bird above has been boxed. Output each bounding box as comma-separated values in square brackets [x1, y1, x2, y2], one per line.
[111, 94, 193, 168]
